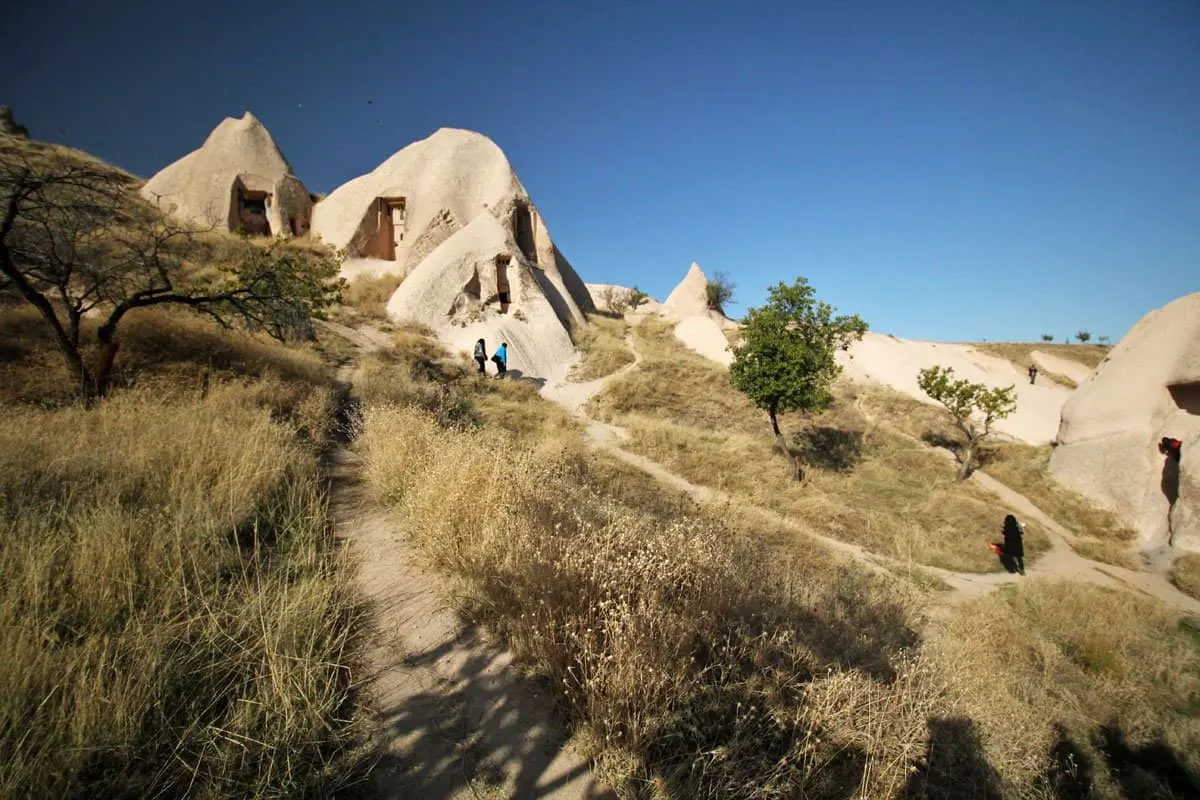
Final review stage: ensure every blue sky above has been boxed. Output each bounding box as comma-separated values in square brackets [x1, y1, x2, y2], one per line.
[4, 0, 1197, 341]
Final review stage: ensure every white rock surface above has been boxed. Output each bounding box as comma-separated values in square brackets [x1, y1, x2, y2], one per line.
[142, 112, 312, 237]
[674, 316, 734, 366]
[837, 332, 1072, 445]
[1031, 350, 1094, 385]
[1051, 293, 1200, 550]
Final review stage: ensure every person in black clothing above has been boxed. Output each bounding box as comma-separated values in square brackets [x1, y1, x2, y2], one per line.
[1003, 514, 1025, 575]
[1028, 364, 1038, 385]
[1159, 436, 1182, 462]
[473, 339, 488, 375]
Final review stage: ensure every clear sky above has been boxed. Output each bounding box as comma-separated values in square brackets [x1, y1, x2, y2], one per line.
[4, 0, 1197, 341]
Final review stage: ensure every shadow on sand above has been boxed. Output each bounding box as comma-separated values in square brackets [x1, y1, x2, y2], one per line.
[360, 627, 612, 800]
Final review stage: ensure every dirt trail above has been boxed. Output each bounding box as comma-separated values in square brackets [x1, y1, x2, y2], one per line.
[546, 325, 1200, 616]
[319, 320, 610, 800]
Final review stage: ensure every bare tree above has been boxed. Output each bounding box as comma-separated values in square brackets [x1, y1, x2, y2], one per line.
[0, 136, 342, 399]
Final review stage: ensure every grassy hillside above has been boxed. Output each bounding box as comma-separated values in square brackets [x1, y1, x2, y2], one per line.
[356, 322, 1200, 798]
[0, 307, 367, 797]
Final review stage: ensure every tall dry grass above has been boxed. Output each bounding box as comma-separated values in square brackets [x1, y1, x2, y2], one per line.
[0, 388, 366, 798]
[932, 581, 1200, 797]
[1171, 553, 1200, 600]
[570, 315, 635, 382]
[360, 403, 941, 798]
[339, 272, 405, 320]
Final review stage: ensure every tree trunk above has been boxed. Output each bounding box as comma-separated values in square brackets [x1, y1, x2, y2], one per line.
[769, 407, 781, 437]
[958, 441, 975, 480]
[93, 340, 120, 396]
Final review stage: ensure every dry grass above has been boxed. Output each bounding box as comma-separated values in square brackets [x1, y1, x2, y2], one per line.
[360, 403, 941, 798]
[857, 386, 1138, 567]
[591, 320, 1049, 572]
[983, 444, 1137, 553]
[1171, 553, 1200, 600]
[339, 272, 405, 320]
[570, 315, 635, 381]
[0, 378, 365, 796]
[932, 581, 1200, 797]
[972, 341, 1113, 372]
[589, 315, 764, 435]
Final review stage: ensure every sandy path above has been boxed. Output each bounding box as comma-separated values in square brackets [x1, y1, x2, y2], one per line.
[319, 320, 611, 800]
[546, 325, 1200, 616]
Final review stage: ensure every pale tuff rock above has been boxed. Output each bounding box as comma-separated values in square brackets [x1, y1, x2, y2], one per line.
[385, 213, 577, 384]
[1051, 293, 1200, 550]
[142, 112, 313, 238]
[837, 333, 1073, 445]
[659, 262, 738, 365]
[1030, 350, 1094, 384]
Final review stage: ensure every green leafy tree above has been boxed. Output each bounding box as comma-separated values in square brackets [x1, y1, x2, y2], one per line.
[1041, 334, 1054, 342]
[1076, 330, 1092, 343]
[917, 366, 1017, 479]
[0, 136, 343, 399]
[730, 277, 867, 450]
[706, 271, 736, 315]
[629, 285, 650, 310]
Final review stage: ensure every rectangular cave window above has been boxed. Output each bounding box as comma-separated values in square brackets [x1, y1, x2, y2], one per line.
[495, 254, 511, 314]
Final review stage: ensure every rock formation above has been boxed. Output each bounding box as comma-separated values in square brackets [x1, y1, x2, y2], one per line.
[1051, 292, 1200, 551]
[142, 112, 312, 238]
[313, 128, 593, 383]
[660, 262, 738, 365]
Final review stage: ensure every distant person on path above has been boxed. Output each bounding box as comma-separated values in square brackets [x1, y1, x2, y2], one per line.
[492, 342, 508, 378]
[1028, 364, 1038, 385]
[474, 338, 488, 375]
[1003, 514, 1025, 575]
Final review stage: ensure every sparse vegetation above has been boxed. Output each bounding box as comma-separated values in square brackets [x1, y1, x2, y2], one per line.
[934, 581, 1200, 796]
[0, 309, 366, 797]
[0, 136, 343, 399]
[705, 270, 736, 314]
[1042, 333, 1054, 342]
[1170, 553, 1200, 600]
[571, 315, 634, 381]
[1076, 330, 1092, 343]
[918, 365, 1016, 479]
[360, 400, 940, 798]
[340, 271, 404, 319]
[972, 341, 1111, 371]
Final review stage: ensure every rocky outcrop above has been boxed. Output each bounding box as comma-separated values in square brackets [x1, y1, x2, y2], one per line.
[1050, 292, 1200, 551]
[141, 112, 312, 238]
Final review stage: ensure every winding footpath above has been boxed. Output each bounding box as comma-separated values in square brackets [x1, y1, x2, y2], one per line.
[543, 325, 1200, 617]
[319, 320, 611, 800]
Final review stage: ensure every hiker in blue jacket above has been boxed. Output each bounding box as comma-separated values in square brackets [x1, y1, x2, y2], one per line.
[493, 342, 508, 378]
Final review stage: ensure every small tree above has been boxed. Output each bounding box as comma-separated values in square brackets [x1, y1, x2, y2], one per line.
[1, 136, 343, 399]
[1041, 334, 1054, 342]
[629, 285, 649, 310]
[1076, 330, 1091, 343]
[706, 271, 736, 315]
[1098, 335, 1109, 344]
[730, 278, 867, 478]
[917, 366, 1016, 479]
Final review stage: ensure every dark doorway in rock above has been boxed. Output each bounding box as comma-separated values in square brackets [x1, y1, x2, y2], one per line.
[1168, 382, 1200, 416]
[512, 204, 536, 263]
[236, 189, 271, 237]
[495, 254, 511, 314]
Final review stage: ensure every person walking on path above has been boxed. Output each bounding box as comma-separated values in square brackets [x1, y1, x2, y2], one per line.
[1003, 514, 1025, 575]
[474, 338, 488, 375]
[492, 342, 508, 378]
[1028, 364, 1038, 385]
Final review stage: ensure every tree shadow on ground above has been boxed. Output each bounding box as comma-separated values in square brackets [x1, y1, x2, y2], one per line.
[791, 426, 865, 472]
[360, 628, 612, 800]
[1037, 723, 1095, 799]
[902, 716, 1003, 799]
